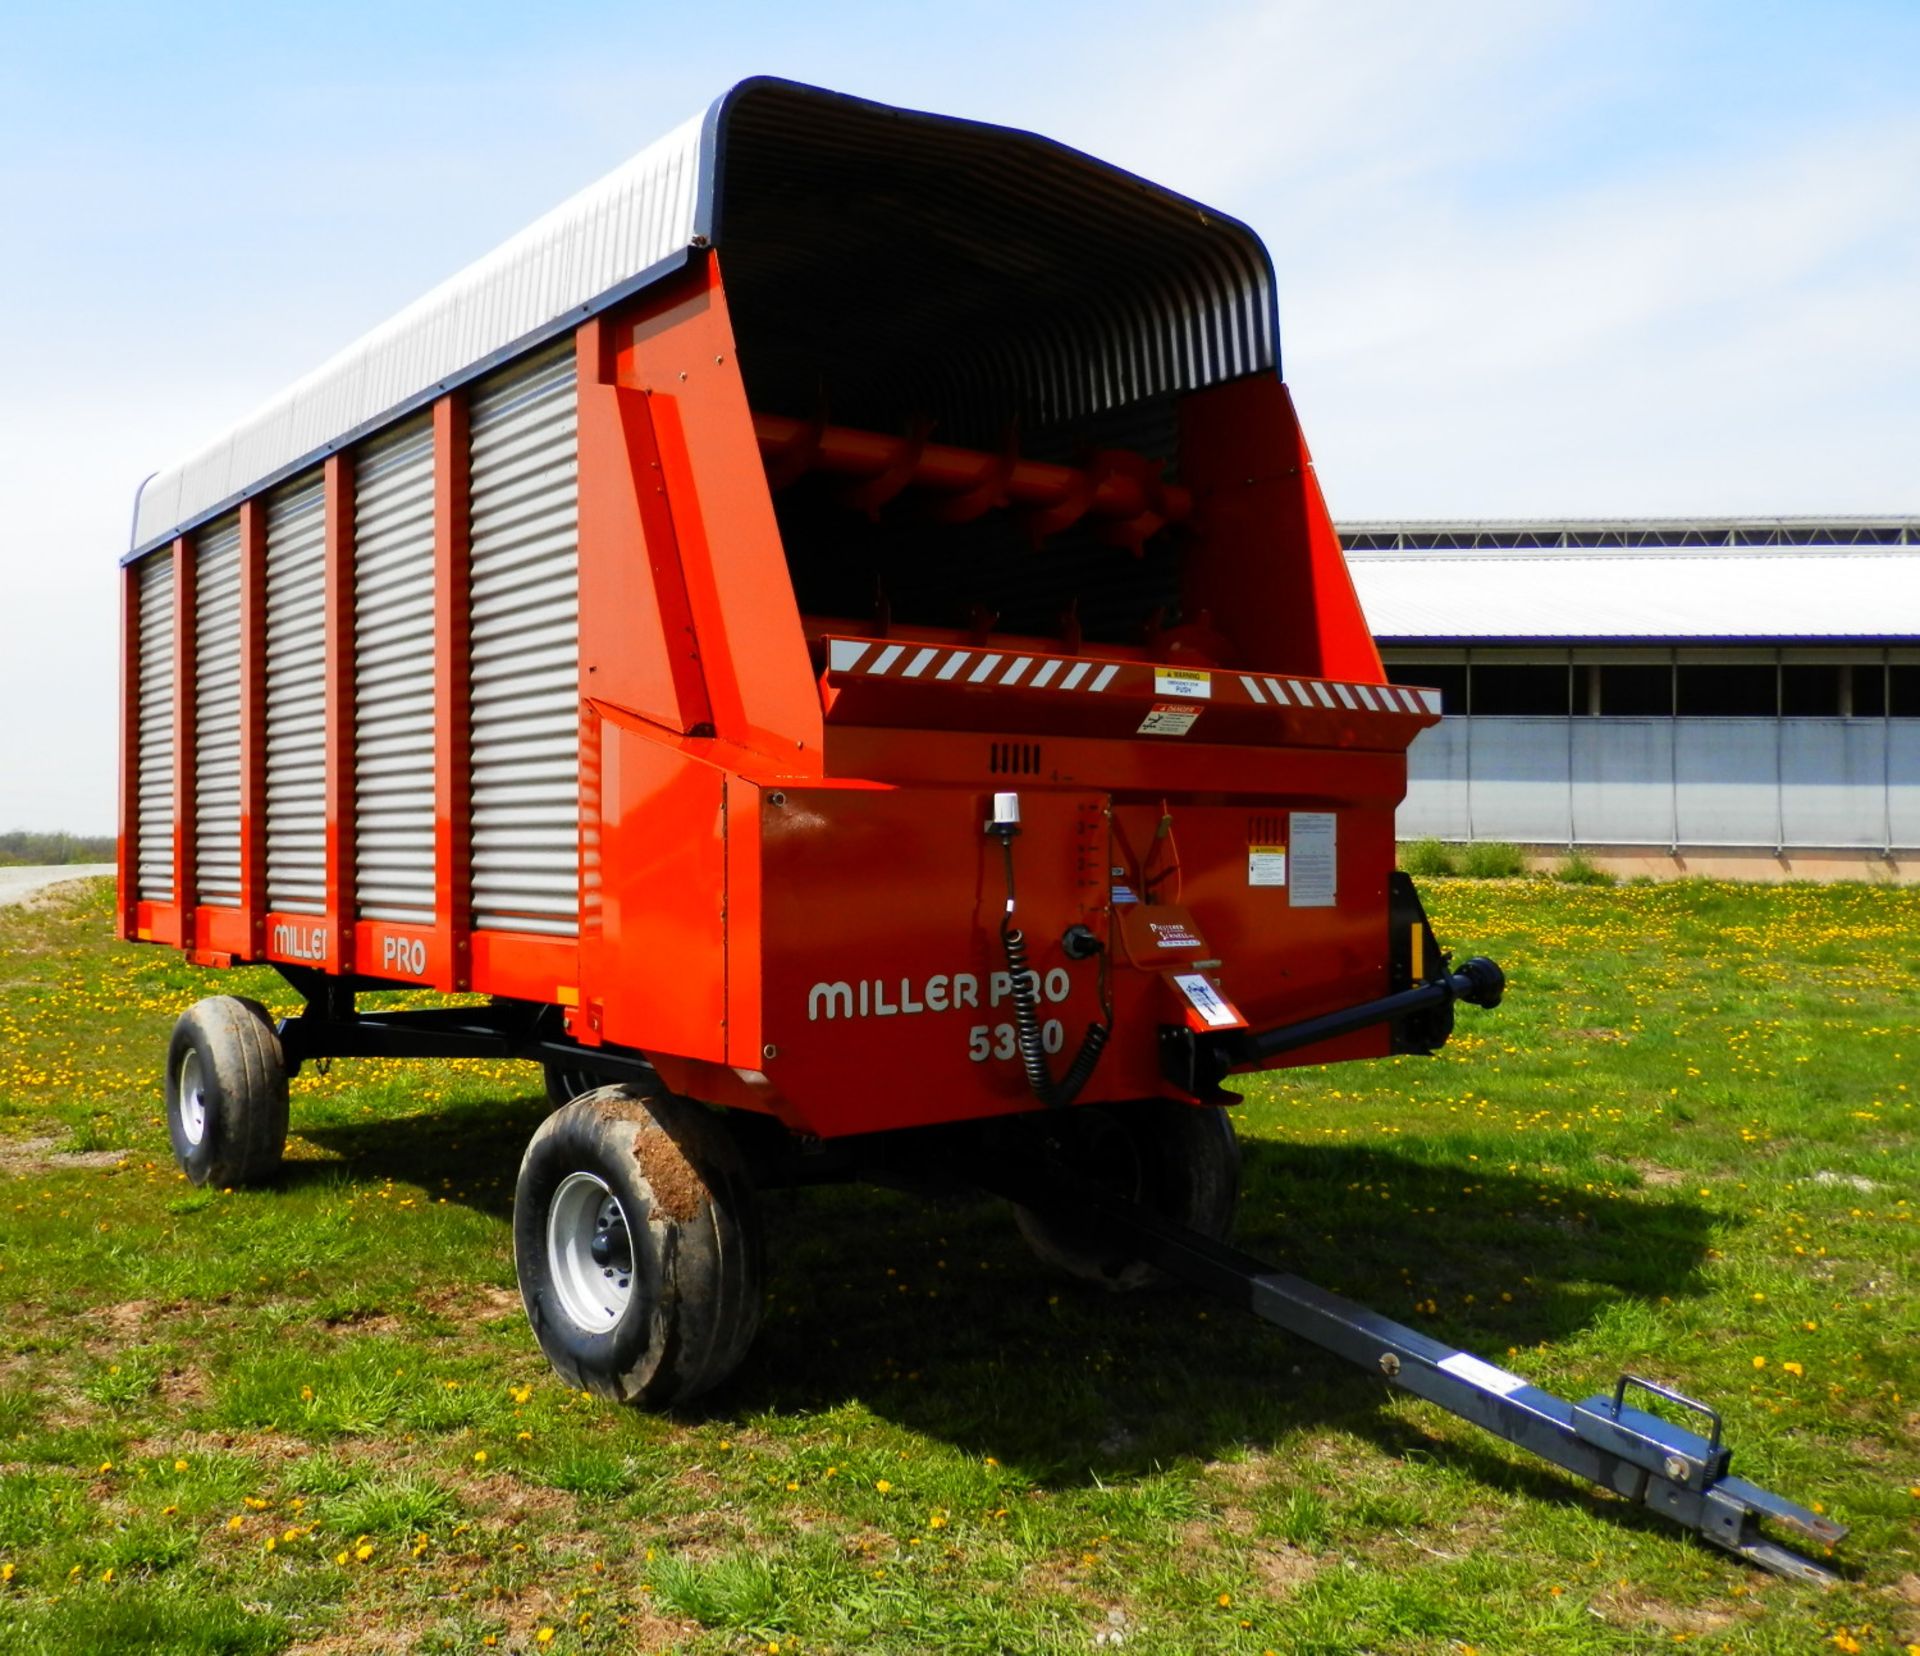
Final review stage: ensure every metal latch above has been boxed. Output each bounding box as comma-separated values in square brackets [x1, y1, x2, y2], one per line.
[1572, 1374, 1731, 1487]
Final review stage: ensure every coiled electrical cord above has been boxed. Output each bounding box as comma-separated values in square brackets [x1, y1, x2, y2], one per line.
[997, 836, 1110, 1109]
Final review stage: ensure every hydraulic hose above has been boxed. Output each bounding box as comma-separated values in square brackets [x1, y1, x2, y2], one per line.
[997, 833, 1109, 1109]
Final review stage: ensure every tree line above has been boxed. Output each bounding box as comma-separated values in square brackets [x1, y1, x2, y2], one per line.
[0, 830, 115, 866]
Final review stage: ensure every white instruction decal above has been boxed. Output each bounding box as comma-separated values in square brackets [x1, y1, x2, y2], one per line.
[1153, 667, 1212, 698]
[1172, 972, 1245, 1029]
[1287, 812, 1337, 908]
[1248, 845, 1288, 887]
[1437, 1351, 1528, 1397]
[1138, 701, 1201, 737]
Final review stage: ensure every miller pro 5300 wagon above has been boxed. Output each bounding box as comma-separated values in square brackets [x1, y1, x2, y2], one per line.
[119, 79, 1842, 1581]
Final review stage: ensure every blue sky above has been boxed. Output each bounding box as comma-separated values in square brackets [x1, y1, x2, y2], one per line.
[2, 1, 1916, 831]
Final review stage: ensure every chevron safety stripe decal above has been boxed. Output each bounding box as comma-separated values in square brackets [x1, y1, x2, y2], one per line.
[825, 638, 1440, 715]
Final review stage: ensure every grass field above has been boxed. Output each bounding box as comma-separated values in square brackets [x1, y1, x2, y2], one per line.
[0, 876, 1914, 1654]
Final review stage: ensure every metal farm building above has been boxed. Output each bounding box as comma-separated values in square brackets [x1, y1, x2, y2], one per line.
[1343, 517, 1920, 873]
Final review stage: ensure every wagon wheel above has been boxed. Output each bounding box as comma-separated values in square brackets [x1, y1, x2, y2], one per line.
[164, 996, 290, 1188]
[1012, 1098, 1240, 1290]
[513, 1085, 764, 1408]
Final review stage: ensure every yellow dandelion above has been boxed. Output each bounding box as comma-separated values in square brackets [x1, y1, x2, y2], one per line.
[1782, 1361, 1804, 1377]
[536, 1630, 555, 1645]
[1752, 1356, 1768, 1370]
[1218, 1592, 1232, 1607]
[473, 1451, 488, 1465]
[875, 1479, 892, 1492]
[226, 1515, 244, 1531]
[335, 1550, 349, 1565]
[0, 1562, 13, 1584]
[355, 1543, 373, 1562]
[173, 1458, 188, 1472]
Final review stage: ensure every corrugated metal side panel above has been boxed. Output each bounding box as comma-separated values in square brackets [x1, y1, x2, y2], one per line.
[265, 475, 328, 914]
[353, 418, 437, 924]
[135, 553, 176, 903]
[467, 343, 580, 936]
[133, 112, 703, 552]
[1404, 715, 1920, 850]
[193, 515, 244, 906]
[715, 82, 1276, 444]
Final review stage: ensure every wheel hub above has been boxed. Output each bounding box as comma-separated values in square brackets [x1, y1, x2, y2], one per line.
[547, 1171, 638, 1333]
[178, 1049, 208, 1148]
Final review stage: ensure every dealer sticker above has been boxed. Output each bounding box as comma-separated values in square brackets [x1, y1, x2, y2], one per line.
[1153, 667, 1212, 698]
[1172, 971, 1247, 1030]
[1138, 701, 1201, 736]
[1248, 845, 1288, 887]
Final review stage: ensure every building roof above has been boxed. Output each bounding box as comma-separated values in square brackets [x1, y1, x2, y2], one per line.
[128, 78, 1275, 560]
[1345, 545, 1920, 644]
[1340, 516, 1918, 551]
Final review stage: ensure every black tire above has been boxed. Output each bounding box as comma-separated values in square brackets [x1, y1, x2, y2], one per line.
[1014, 1099, 1240, 1290]
[164, 996, 290, 1188]
[513, 1085, 763, 1408]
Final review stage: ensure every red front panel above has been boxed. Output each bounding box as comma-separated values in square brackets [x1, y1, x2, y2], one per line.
[734, 773, 1404, 1138]
[752, 784, 1112, 1136]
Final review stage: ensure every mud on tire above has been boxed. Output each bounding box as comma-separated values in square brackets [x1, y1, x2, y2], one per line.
[513, 1085, 764, 1408]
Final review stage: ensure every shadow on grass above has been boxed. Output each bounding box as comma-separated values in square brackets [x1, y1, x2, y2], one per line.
[289, 1093, 1723, 1499]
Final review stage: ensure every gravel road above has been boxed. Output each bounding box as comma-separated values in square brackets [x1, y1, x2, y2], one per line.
[0, 864, 115, 907]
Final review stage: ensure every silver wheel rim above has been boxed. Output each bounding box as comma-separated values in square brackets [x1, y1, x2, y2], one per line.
[178, 1048, 208, 1148]
[547, 1171, 636, 1333]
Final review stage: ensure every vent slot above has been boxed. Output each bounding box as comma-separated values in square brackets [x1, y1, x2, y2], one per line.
[1248, 814, 1284, 844]
[989, 741, 1044, 777]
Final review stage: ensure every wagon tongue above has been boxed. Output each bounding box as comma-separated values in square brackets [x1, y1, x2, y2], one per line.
[815, 634, 1438, 748]
[973, 1150, 1849, 1585]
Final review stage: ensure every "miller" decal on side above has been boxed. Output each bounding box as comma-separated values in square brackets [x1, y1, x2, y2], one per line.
[808, 968, 1071, 1022]
[271, 922, 328, 961]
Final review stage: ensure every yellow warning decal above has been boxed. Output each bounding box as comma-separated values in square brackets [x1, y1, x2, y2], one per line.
[1153, 667, 1212, 698]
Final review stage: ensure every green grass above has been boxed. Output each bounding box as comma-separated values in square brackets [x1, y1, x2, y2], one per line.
[0, 876, 1915, 1653]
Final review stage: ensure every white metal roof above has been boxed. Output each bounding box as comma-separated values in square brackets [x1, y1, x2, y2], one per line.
[128, 79, 1277, 560]
[1341, 516, 1917, 550]
[1345, 548, 1920, 643]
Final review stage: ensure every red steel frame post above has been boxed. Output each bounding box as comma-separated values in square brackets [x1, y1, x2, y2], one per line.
[170, 535, 197, 950]
[323, 455, 356, 973]
[116, 562, 140, 942]
[237, 500, 268, 959]
[432, 394, 472, 992]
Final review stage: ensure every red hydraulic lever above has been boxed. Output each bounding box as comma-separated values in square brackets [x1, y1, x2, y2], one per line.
[752, 412, 1191, 545]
